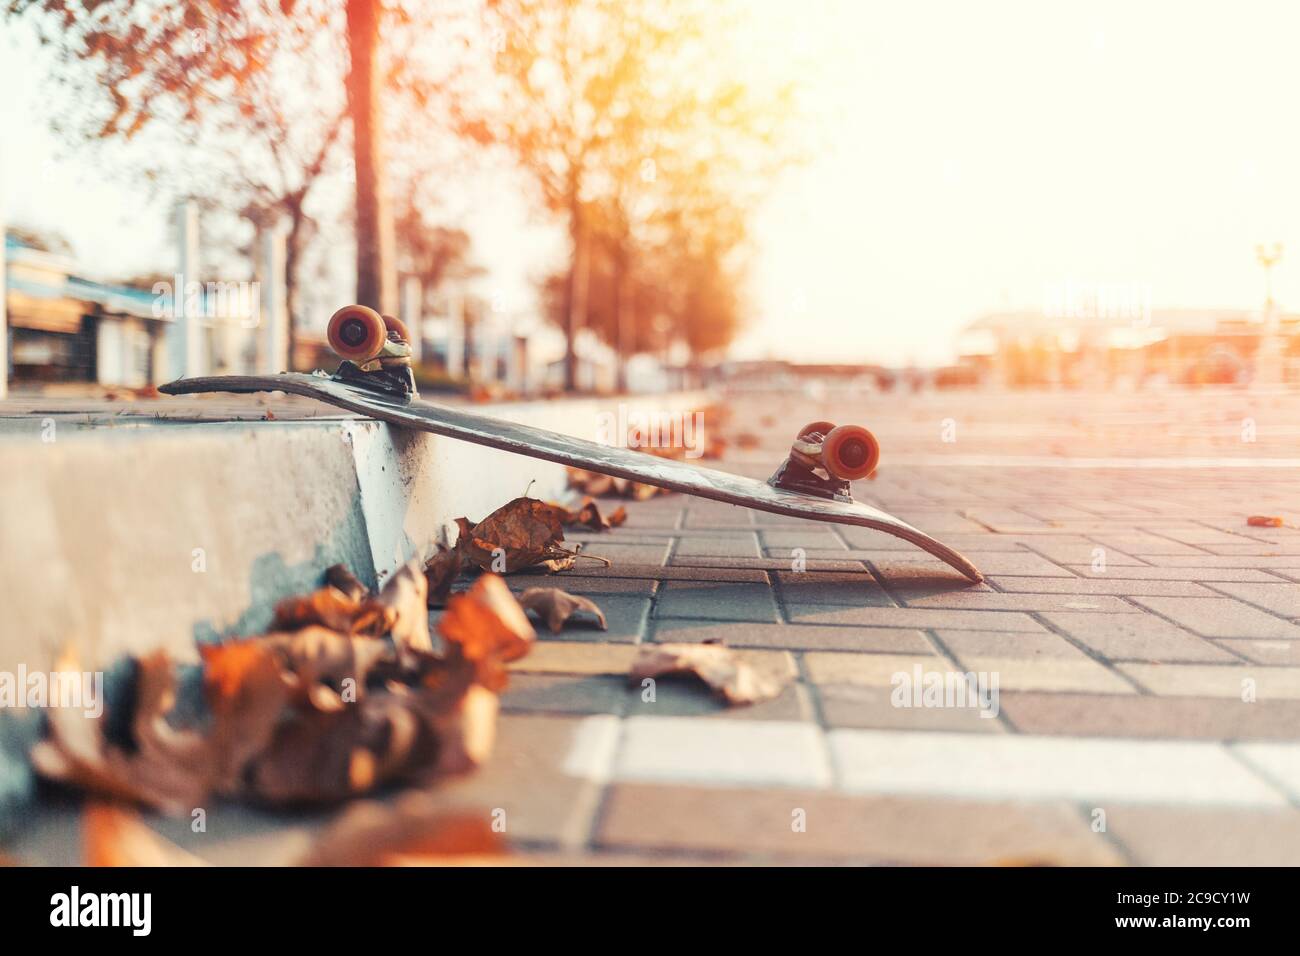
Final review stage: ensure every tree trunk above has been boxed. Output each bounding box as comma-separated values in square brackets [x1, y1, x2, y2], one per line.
[346, 0, 397, 314]
[283, 198, 306, 370]
[564, 195, 589, 392]
[613, 243, 633, 393]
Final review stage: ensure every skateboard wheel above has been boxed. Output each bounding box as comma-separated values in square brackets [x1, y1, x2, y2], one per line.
[797, 420, 836, 442]
[822, 425, 879, 481]
[381, 313, 410, 344]
[328, 305, 387, 361]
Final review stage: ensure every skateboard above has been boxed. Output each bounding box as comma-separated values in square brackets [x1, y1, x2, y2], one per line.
[160, 305, 983, 583]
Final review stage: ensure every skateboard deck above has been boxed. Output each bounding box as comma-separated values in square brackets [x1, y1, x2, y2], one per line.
[160, 373, 983, 583]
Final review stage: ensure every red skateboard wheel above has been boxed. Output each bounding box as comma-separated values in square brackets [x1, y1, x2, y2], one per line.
[822, 424, 879, 481]
[327, 305, 387, 361]
[797, 420, 836, 441]
[381, 313, 410, 344]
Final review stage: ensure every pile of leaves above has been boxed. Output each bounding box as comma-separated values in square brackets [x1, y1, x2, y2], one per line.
[31, 567, 536, 813]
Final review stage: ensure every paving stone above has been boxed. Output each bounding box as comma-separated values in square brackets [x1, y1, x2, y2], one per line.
[1145, 525, 1259, 547]
[1218, 639, 1300, 665]
[522, 595, 649, 643]
[759, 529, 847, 551]
[1020, 539, 1145, 565]
[1107, 805, 1300, 865]
[934, 629, 1090, 661]
[1119, 663, 1300, 699]
[1135, 555, 1300, 569]
[1207, 582, 1300, 619]
[1131, 596, 1300, 639]
[1000, 692, 1300, 740]
[804, 652, 965, 687]
[567, 541, 671, 566]
[590, 564, 768, 583]
[627, 678, 814, 722]
[682, 506, 752, 528]
[655, 581, 780, 622]
[509, 642, 640, 675]
[827, 729, 1288, 805]
[1232, 741, 1300, 801]
[596, 784, 1118, 864]
[433, 714, 614, 847]
[901, 591, 1134, 613]
[1088, 532, 1209, 556]
[672, 533, 761, 558]
[1039, 611, 1236, 663]
[614, 716, 832, 788]
[650, 618, 933, 653]
[773, 570, 893, 606]
[815, 684, 1006, 733]
[950, 657, 1134, 694]
[1065, 565, 1285, 582]
[785, 604, 1048, 632]
[500, 674, 628, 715]
[990, 576, 1215, 597]
[505, 574, 658, 598]
[670, 555, 868, 572]
[876, 551, 1075, 577]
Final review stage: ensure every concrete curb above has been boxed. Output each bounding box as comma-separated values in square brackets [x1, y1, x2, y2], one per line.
[0, 392, 710, 671]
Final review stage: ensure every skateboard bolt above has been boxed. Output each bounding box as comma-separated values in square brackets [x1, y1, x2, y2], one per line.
[339, 318, 369, 348]
[839, 440, 868, 468]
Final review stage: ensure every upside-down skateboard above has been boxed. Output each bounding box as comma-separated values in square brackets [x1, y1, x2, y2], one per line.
[160, 305, 983, 582]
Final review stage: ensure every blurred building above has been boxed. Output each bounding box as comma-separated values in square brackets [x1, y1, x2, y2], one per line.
[957, 308, 1300, 388]
[3, 231, 261, 391]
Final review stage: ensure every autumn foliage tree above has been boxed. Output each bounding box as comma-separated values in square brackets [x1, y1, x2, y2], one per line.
[8, 0, 401, 338]
[466, 0, 801, 389]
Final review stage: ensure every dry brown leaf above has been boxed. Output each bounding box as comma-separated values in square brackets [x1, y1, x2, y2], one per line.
[257, 626, 387, 713]
[300, 792, 506, 866]
[84, 802, 208, 867]
[325, 564, 369, 602]
[423, 545, 463, 607]
[199, 640, 293, 790]
[629, 643, 790, 706]
[1247, 515, 1286, 528]
[30, 650, 214, 815]
[453, 497, 582, 572]
[244, 690, 441, 805]
[376, 560, 432, 656]
[271, 582, 391, 636]
[518, 587, 607, 634]
[437, 574, 535, 689]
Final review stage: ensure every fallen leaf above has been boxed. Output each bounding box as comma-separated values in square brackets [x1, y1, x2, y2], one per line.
[423, 545, 463, 607]
[454, 497, 583, 572]
[84, 802, 208, 867]
[30, 650, 213, 815]
[629, 643, 790, 706]
[325, 564, 369, 602]
[271, 582, 390, 636]
[437, 574, 536, 689]
[1247, 515, 1285, 528]
[256, 626, 387, 713]
[518, 587, 607, 634]
[199, 640, 294, 789]
[376, 560, 433, 656]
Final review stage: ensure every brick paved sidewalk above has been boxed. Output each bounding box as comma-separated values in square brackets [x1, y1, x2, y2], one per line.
[19, 387, 1300, 866]
[459, 389, 1300, 865]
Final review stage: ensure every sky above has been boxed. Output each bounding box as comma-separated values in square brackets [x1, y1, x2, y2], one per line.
[5, 0, 1300, 367]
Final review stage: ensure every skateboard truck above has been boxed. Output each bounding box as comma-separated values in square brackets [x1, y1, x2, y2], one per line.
[325, 305, 418, 401]
[768, 422, 880, 503]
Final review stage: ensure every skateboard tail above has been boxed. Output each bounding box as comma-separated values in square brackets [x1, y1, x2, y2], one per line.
[160, 374, 984, 584]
